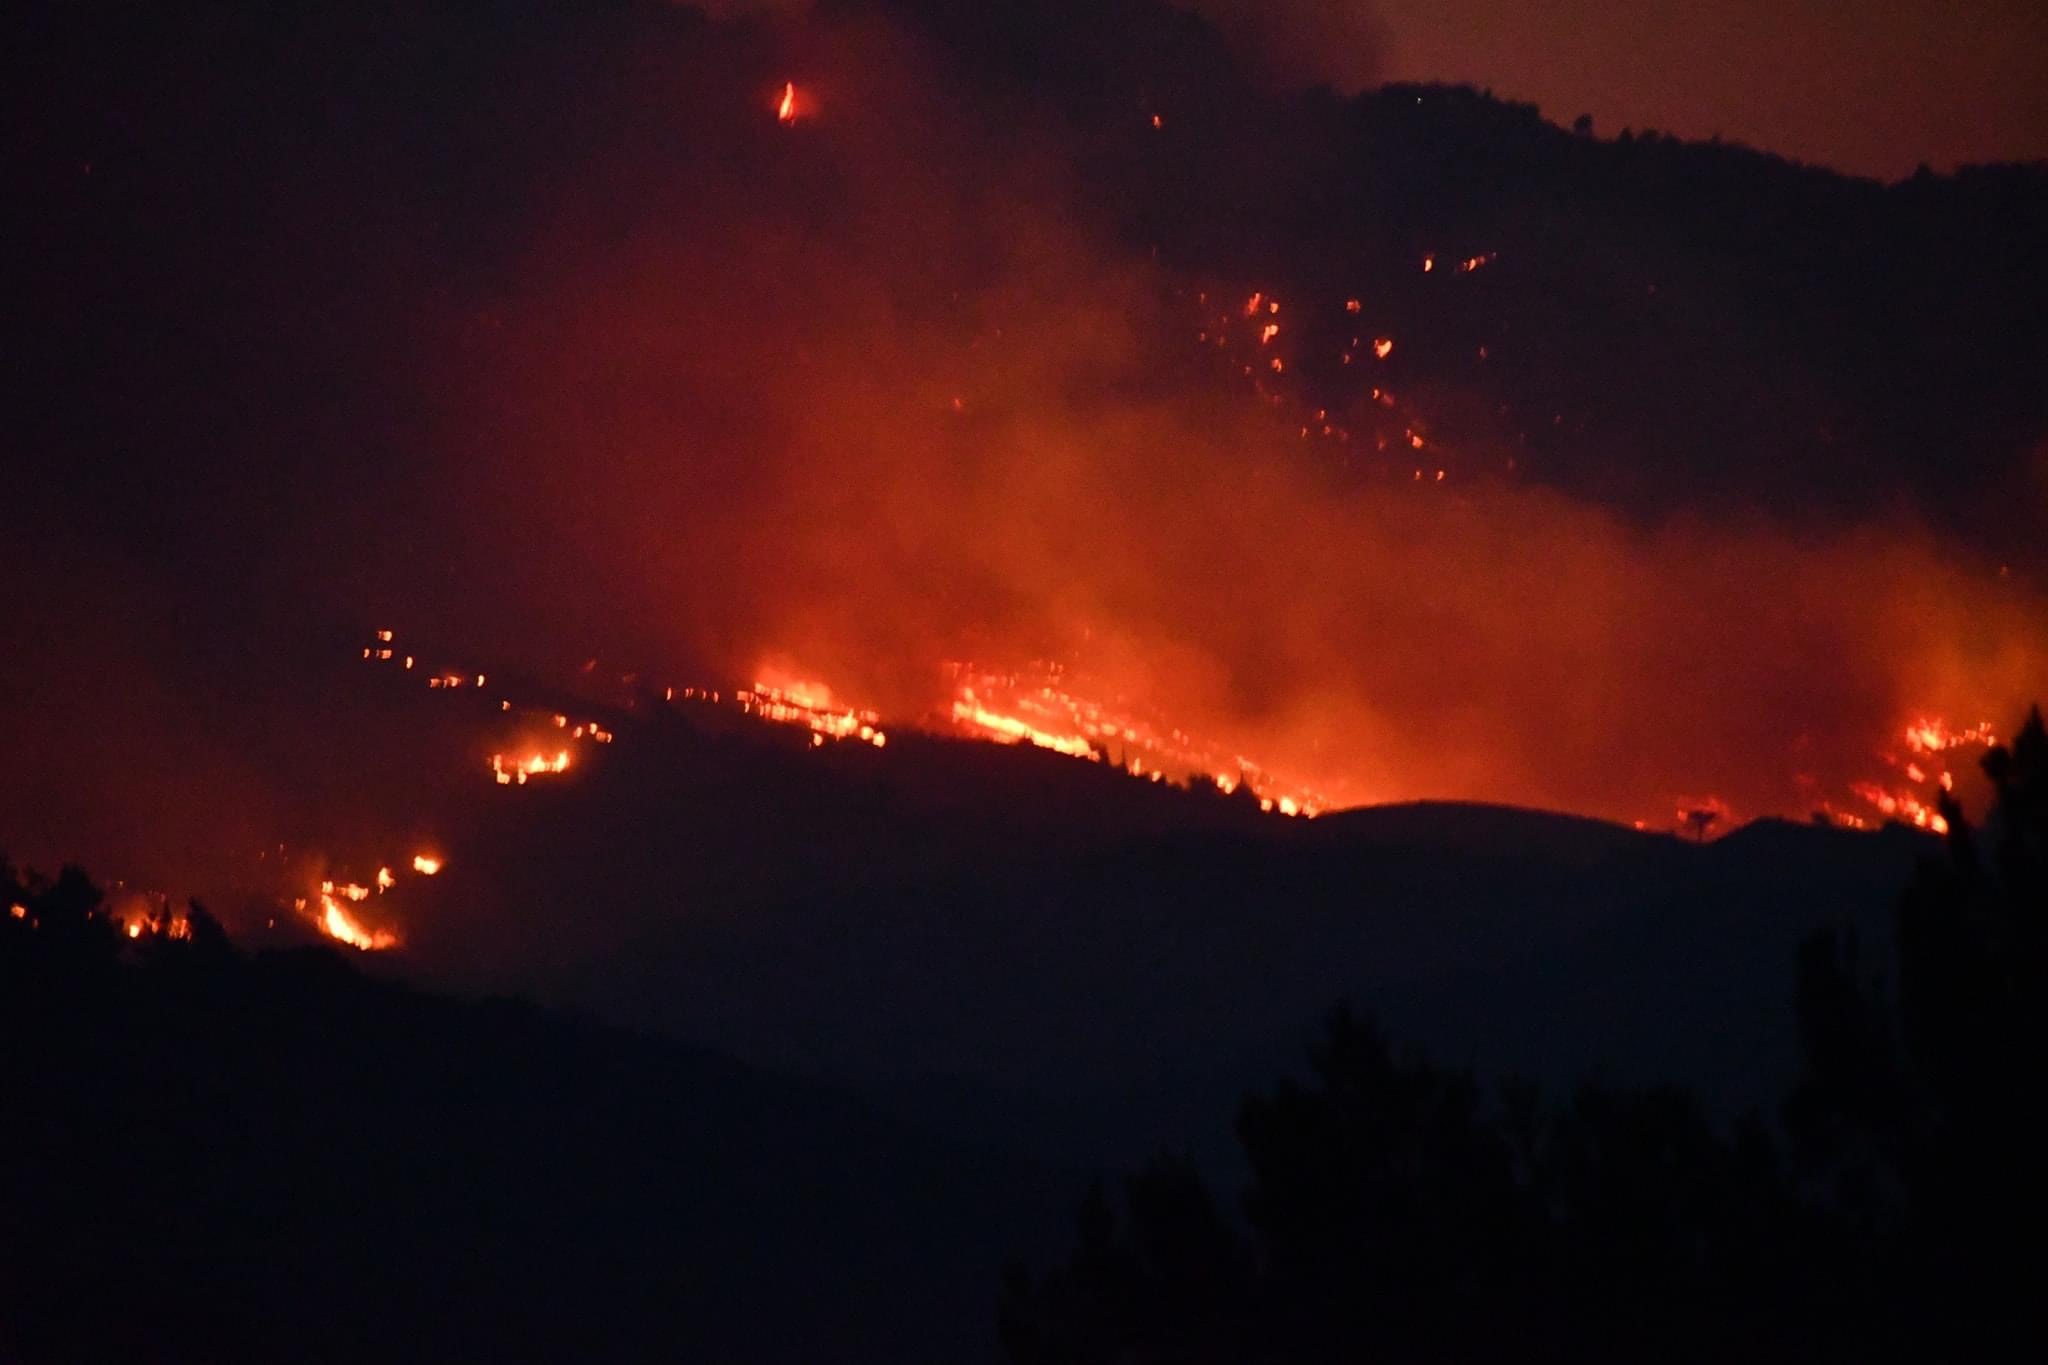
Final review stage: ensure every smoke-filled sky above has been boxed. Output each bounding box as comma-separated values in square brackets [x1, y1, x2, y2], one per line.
[1189, 0, 2048, 178]
[5, 0, 2045, 899]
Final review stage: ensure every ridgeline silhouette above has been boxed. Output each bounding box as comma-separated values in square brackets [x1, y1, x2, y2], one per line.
[4, 705, 2037, 1361]
[1000, 707, 2047, 1363]
[0, 861, 1065, 1364]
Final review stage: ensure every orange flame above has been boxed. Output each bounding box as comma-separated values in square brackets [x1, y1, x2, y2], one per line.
[319, 893, 398, 952]
[950, 691, 1098, 758]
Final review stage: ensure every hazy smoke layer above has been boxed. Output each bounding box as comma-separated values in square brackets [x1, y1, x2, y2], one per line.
[1171, 0, 1386, 91]
[5, 0, 2041, 896]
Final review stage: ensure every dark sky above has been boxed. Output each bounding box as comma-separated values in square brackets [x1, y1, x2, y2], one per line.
[1188, 0, 2048, 179]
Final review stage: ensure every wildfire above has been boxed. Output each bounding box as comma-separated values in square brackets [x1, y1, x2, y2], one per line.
[113, 893, 192, 942]
[1821, 714, 1998, 836]
[327, 625, 2028, 956]
[1848, 782, 1949, 835]
[951, 689, 1099, 759]
[492, 749, 573, 784]
[296, 847, 440, 950]
[1903, 717, 1997, 755]
[736, 673, 887, 747]
[318, 893, 398, 952]
[777, 81, 797, 124]
[667, 653, 1331, 814]
[940, 663, 1331, 815]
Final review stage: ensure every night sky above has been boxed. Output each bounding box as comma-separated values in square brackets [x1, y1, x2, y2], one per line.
[1189, 0, 2048, 179]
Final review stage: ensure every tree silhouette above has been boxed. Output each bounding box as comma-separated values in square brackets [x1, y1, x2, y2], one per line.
[1002, 1004, 1838, 1363]
[1004, 707, 2048, 1363]
[1788, 705, 2048, 1356]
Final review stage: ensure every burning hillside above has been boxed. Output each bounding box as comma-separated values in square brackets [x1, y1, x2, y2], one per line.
[4, 0, 2044, 918]
[229, 620, 2008, 954]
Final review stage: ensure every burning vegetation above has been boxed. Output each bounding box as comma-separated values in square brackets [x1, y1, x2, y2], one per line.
[5, 5, 2046, 1361]
[4, 0, 2043, 930]
[215, 616, 2022, 951]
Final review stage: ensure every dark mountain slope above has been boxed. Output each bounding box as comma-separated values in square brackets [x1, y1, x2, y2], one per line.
[0, 936, 1066, 1364]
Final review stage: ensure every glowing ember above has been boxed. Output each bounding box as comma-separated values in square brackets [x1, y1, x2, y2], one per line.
[412, 854, 442, 876]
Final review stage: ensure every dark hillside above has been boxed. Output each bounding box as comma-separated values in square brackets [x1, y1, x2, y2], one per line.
[0, 927, 1065, 1363]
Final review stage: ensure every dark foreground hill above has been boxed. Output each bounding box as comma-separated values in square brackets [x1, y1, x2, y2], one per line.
[0, 932, 1067, 1364]
[577, 793, 1927, 1170]
[334, 697, 1935, 1171]
[7, 705, 2035, 1364]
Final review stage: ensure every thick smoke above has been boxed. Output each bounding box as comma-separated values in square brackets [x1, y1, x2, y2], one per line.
[4, 0, 2042, 898]
[398, 6, 2039, 824]
[1170, 0, 1386, 92]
